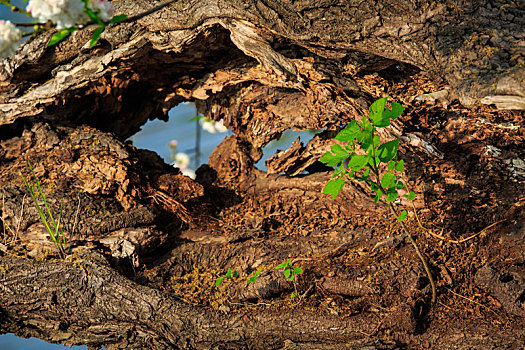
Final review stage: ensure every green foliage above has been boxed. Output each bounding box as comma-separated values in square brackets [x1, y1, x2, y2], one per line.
[47, 0, 128, 47]
[48, 27, 78, 46]
[216, 259, 304, 301]
[90, 26, 104, 47]
[320, 97, 411, 205]
[21, 161, 66, 258]
[215, 267, 238, 287]
[320, 97, 437, 304]
[275, 259, 303, 282]
[247, 270, 261, 283]
[275, 259, 303, 300]
[109, 14, 128, 24]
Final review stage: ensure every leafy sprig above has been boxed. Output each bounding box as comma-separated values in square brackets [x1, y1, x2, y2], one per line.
[320, 97, 436, 304]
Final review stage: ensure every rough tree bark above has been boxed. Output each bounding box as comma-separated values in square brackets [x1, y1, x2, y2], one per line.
[0, 0, 524, 349]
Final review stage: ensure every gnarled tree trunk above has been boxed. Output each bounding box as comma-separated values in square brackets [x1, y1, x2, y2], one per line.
[1, 0, 524, 348]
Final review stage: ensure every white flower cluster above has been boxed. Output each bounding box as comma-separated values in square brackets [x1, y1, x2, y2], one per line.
[169, 140, 195, 179]
[27, 0, 114, 29]
[199, 118, 228, 134]
[28, 0, 87, 29]
[173, 153, 196, 179]
[0, 20, 21, 58]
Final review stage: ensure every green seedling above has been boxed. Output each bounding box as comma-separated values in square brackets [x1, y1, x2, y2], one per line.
[247, 270, 261, 283]
[275, 259, 303, 300]
[21, 161, 66, 259]
[215, 268, 238, 287]
[320, 97, 436, 304]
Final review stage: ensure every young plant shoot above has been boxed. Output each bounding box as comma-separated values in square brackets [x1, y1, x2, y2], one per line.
[320, 97, 436, 304]
[21, 161, 67, 259]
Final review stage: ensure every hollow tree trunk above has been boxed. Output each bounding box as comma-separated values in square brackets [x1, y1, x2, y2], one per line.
[1, 0, 524, 349]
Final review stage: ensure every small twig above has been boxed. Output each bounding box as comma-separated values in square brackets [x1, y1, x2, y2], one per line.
[445, 287, 497, 314]
[0, 0, 31, 16]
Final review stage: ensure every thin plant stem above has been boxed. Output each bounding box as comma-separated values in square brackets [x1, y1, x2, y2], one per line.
[372, 167, 436, 304]
[388, 204, 437, 304]
[0, 0, 31, 16]
[22, 161, 66, 258]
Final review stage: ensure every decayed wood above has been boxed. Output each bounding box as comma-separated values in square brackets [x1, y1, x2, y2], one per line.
[0, 0, 524, 348]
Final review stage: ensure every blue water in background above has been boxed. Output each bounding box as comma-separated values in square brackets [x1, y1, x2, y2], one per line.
[0, 334, 86, 350]
[131, 103, 316, 172]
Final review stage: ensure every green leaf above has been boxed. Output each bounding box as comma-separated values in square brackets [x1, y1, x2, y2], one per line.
[370, 183, 379, 191]
[395, 159, 404, 172]
[380, 172, 396, 189]
[247, 270, 261, 283]
[275, 260, 290, 269]
[370, 98, 405, 127]
[369, 97, 388, 127]
[358, 168, 370, 182]
[323, 177, 346, 199]
[225, 268, 232, 277]
[233, 270, 238, 278]
[291, 292, 296, 299]
[395, 181, 405, 189]
[293, 267, 303, 275]
[373, 190, 382, 203]
[90, 26, 105, 47]
[48, 27, 77, 46]
[109, 14, 128, 24]
[348, 154, 369, 171]
[388, 161, 395, 171]
[284, 269, 291, 279]
[384, 101, 405, 121]
[377, 139, 399, 163]
[386, 190, 398, 203]
[85, 7, 104, 25]
[405, 191, 416, 200]
[335, 121, 360, 141]
[357, 123, 375, 150]
[189, 115, 206, 122]
[320, 144, 350, 166]
[216, 276, 226, 287]
[331, 144, 348, 156]
[397, 210, 407, 222]
[333, 168, 348, 179]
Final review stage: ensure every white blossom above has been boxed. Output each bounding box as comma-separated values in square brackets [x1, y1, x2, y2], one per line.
[88, 0, 114, 22]
[28, 0, 88, 29]
[0, 21, 21, 58]
[214, 119, 228, 133]
[199, 118, 228, 134]
[27, 0, 114, 29]
[172, 152, 195, 179]
[173, 152, 190, 170]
